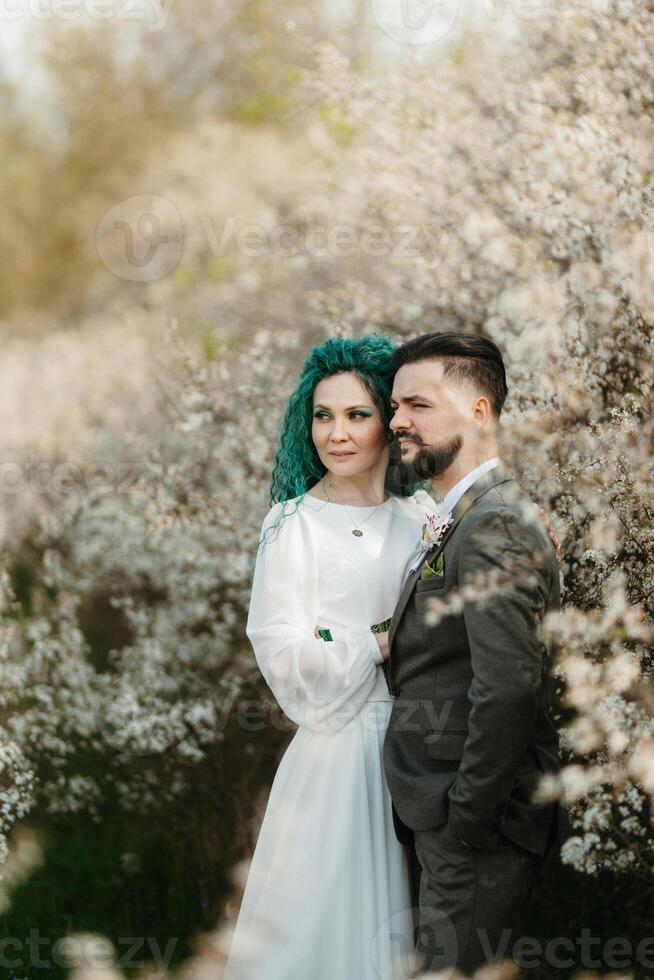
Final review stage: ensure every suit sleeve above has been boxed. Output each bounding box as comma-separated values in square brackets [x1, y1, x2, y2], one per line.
[246, 504, 382, 734]
[447, 504, 554, 848]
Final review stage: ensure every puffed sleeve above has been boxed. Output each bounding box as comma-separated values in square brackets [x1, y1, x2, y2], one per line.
[246, 502, 383, 733]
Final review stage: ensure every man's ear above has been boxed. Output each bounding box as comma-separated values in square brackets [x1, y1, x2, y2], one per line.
[473, 396, 492, 424]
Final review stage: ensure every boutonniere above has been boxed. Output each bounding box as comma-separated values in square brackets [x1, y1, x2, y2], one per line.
[421, 507, 453, 552]
[417, 507, 452, 579]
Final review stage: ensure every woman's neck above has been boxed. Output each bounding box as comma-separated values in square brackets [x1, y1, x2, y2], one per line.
[319, 470, 388, 506]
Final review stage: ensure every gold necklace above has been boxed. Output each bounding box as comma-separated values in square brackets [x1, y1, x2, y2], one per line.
[322, 477, 387, 537]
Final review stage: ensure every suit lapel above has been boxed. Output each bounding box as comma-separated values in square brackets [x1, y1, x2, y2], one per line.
[388, 464, 514, 656]
[388, 563, 423, 654]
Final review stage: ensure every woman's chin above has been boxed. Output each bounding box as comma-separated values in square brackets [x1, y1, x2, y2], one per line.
[324, 460, 372, 477]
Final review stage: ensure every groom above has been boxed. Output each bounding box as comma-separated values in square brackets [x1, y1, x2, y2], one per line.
[382, 332, 572, 977]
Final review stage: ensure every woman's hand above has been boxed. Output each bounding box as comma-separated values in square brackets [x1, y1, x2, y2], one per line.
[315, 625, 391, 662]
[375, 630, 390, 662]
[538, 506, 562, 564]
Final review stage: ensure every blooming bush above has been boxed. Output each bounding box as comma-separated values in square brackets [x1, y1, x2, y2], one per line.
[296, 0, 654, 875]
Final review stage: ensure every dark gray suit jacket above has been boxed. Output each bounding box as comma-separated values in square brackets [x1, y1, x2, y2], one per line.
[382, 464, 573, 857]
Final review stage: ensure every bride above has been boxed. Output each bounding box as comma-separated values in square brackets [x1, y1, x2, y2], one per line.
[221, 334, 555, 980]
[221, 334, 431, 980]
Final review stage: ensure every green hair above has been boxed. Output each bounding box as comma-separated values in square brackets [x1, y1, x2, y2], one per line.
[269, 335, 397, 504]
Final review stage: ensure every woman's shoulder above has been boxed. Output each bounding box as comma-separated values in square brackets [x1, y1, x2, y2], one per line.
[258, 493, 331, 542]
[259, 496, 306, 532]
[255, 497, 312, 562]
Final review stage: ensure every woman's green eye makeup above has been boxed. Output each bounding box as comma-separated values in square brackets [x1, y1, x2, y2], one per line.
[312, 409, 373, 419]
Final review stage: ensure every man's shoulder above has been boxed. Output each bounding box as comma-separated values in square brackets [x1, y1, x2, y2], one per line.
[476, 476, 532, 513]
[458, 479, 549, 549]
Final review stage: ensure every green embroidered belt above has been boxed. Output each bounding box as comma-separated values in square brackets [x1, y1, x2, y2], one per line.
[317, 617, 391, 642]
[317, 618, 399, 696]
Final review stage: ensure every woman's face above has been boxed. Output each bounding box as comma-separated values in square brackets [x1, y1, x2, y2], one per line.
[311, 372, 389, 478]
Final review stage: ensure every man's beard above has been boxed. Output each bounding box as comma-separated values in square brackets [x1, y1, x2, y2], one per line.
[390, 433, 463, 487]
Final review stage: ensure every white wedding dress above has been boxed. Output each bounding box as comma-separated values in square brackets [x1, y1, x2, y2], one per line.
[222, 490, 437, 980]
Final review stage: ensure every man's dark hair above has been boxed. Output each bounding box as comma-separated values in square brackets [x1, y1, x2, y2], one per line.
[392, 331, 508, 417]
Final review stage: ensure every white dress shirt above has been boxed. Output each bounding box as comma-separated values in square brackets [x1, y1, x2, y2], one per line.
[437, 456, 501, 515]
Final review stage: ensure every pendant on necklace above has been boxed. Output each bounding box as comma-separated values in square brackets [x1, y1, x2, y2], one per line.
[352, 529, 363, 537]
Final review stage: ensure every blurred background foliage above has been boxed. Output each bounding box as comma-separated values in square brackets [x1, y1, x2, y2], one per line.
[0, 6, 374, 977]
